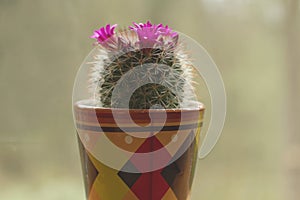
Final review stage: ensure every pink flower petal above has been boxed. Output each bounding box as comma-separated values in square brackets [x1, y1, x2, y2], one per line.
[106, 24, 111, 35]
[90, 23, 118, 43]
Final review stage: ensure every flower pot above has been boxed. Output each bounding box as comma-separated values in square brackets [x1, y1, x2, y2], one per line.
[74, 100, 204, 200]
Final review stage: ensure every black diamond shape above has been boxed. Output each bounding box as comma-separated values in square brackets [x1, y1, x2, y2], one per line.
[161, 162, 180, 186]
[117, 161, 142, 188]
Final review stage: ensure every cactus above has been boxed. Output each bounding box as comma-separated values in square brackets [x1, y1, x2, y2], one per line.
[89, 21, 194, 109]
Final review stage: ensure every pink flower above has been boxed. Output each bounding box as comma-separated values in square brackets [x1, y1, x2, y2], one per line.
[90, 24, 117, 43]
[129, 21, 178, 48]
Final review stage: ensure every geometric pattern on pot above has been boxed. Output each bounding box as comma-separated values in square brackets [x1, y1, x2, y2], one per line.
[86, 128, 199, 200]
[75, 105, 204, 173]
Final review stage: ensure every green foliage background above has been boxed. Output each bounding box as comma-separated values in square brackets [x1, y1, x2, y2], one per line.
[1, 0, 299, 199]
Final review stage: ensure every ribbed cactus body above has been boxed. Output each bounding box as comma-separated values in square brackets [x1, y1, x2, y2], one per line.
[99, 47, 186, 109]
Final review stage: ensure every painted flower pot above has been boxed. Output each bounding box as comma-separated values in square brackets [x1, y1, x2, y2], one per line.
[72, 21, 225, 200]
[74, 101, 204, 200]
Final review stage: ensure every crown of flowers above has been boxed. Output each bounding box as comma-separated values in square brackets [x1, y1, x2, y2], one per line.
[90, 21, 179, 49]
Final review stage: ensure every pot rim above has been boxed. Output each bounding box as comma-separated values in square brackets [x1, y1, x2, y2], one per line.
[74, 99, 205, 113]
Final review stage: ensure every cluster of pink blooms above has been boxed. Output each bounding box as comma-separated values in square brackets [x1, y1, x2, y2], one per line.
[90, 21, 178, 47]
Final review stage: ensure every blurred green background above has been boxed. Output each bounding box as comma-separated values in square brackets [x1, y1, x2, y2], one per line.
[1, 0, 300, 199]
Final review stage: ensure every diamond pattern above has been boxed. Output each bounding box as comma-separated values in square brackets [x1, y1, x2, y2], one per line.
[161, 188, 177, 200]
[118, 171, 142, 188]
[161, 162, 180, 186]
[130, 172, 152, 200]
[128, 136, 173, 199]
[118, 161, 142, 188]
[130, 136, 172, 173]
[87, 152, 130, 199]
[82, 129, 199, 200]
[151, 170, 171, 200]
